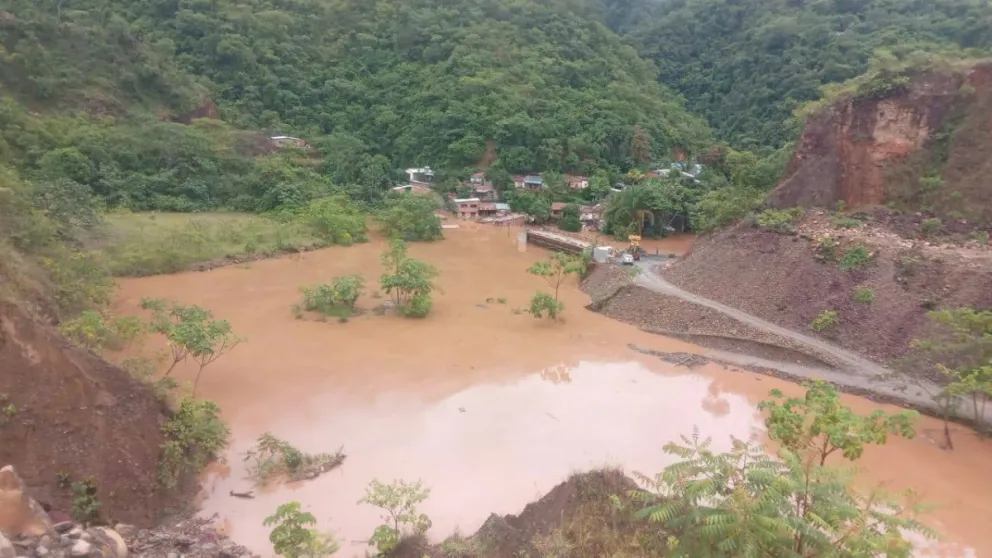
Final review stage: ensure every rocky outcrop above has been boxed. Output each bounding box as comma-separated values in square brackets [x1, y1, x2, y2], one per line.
[0, 466, 54, 538]
[0, 302, 169, 526]
[768, 62, 992, 230]
[5, 517, 256, 558]
[0, 466, 256, 558]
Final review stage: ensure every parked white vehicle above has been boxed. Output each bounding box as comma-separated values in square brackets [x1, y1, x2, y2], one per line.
[621, 252, 635, 265]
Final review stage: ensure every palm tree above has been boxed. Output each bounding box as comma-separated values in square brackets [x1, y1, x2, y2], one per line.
[604, 183, 655, 238]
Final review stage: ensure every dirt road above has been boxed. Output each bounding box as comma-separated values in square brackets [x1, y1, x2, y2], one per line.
[633, 260, 990, 423]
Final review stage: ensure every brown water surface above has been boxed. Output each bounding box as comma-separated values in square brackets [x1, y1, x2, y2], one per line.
[116, 223, 992, 557]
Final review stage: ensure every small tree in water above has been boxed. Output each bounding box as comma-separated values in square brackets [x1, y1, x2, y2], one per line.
[904, 307, 992, 446]
[360, 479, 432, 555]
[379, 239, 439, 318]
[141, 298, 243, 394]
[529, 291, 563, 320]
[526, 251, 585, 302]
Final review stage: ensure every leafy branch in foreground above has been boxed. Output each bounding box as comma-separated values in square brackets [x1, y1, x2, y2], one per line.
[243, 433, 345, 485]
[633, 430, 935, 558]
[758, 379, 917, 465]
[633, 382, 931, 557]
[264, 501, 338, 558]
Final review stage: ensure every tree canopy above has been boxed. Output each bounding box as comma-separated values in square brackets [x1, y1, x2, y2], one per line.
[609, 0, 992, 149]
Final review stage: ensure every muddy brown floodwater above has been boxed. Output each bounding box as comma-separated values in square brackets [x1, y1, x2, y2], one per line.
[115, 222, 992, 558]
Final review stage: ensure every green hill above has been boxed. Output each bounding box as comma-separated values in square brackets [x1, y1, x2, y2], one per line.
[612, 0, 992, 149]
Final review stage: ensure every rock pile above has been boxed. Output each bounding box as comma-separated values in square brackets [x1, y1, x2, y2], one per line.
[0, 466, 256, 558]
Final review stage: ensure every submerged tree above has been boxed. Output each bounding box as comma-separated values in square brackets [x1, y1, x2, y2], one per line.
[379, 239, 439, 318]
[141, 298, 243, 394]
[905, 308, 992, 445]
[526, 252, 586, 302]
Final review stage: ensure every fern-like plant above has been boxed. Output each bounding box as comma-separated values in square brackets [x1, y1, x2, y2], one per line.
[632, 427, 935, 557]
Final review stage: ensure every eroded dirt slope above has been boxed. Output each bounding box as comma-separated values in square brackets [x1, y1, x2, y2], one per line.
[661, 218, 992, 367]
[768, 62, 992, 232]
[0, 301, 169, 526]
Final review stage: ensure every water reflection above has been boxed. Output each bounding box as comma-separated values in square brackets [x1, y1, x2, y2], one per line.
[200, 361, 762, 556]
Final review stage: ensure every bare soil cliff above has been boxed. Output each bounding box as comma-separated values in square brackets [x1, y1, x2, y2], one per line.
[769, 62, 992, 232]
[657, 64, 992, 367]
[0, 300, 169, 526]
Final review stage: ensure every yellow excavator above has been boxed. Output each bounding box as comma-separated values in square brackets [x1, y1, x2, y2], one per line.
[627, 234, 641, 261]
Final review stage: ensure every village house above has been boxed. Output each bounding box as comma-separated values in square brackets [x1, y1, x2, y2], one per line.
[564, 175, 589, 190]
[550, 202, 570, 220]
[405, 166, 435, 185]
[270, 136, 308, 149]
[579, 204, 603, 230]
[513, 175, 544, 190]
[467, 172, 498, 201]
[477, 202, 511, 218]
[454, 197, 481, 219]
[549, 202, 603, 229]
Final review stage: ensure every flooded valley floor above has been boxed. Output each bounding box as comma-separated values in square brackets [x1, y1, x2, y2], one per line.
[114, 223, 992, 557]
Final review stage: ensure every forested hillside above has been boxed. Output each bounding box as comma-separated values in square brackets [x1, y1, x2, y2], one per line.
[611, 0, 992, 149]
[2, 0, 710, 182]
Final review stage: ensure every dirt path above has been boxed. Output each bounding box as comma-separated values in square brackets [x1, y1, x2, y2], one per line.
[633, 261, 991, 423]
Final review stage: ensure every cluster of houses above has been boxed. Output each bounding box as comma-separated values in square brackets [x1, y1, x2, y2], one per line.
[388, 166, 604, 229]
[453, 172, 603, 229]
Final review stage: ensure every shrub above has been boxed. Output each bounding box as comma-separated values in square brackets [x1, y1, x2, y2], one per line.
[300, 275, 365, 317]
[755, 208, 803, 234]
[361, 479, 432, 555]
[811, 310, 839, 332]
[558, 204, 582, 233]
[530, 291, 564, 320]
[299, 195, 368, 245]
[379, 239, 439, 317]
[244, 433, 345, 485]
[70, 478, 101, 524]
[831, 217, 863, 229]
[692, 187, 765, 232]
[60, 311, 143, 351]
[814, 235, 840, 261]
[839, 245, 871, 271]
[158, 397, 230, 488]
[264, 502, 338, 558]
[921, 217, 942, 237]
[971, 230, 989, 247]
[853, 286, 875, 305]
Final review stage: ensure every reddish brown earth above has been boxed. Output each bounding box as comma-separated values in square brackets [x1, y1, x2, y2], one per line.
[768, 62, 992, 232]
[660, 221, 992, 368]
[0, 300, 170, 527]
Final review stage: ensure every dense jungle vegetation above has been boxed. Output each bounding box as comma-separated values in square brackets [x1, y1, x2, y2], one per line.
[3, 0, 992, 316]
[602, 0, 992, 149]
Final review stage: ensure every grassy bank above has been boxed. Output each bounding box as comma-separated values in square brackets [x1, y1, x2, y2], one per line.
[89, 212, 329, 277]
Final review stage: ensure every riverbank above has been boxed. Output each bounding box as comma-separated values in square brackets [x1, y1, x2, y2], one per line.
[581, 261, 992, 428]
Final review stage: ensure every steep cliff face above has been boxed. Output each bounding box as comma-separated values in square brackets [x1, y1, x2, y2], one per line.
[768, 63, 992, 230]
[0, 301, 169, 526]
